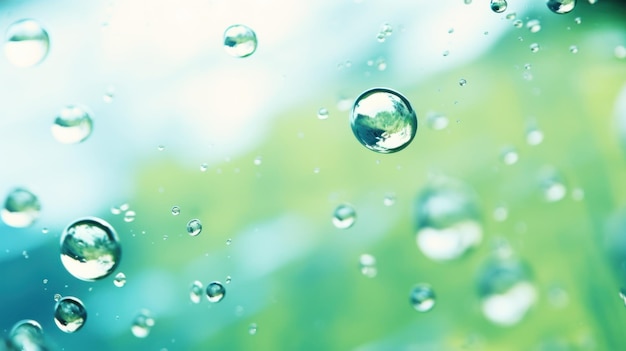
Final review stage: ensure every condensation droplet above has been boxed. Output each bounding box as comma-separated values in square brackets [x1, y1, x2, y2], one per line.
[103, 86, 115, 103]
[123, 210, 136, 223]
[4, 19, 49, 67]
[493, 205, 509, 222]
[359, 254, 377, 278]
[574, 17, 582, 24]
[8, 319, 47, 351]
[52, 105, 94, 144]
[317, 108, 329, 120]
[540, 169, 567, 202]
[332, 204, 356, 229]
[189, 280, 203, 304]
[490, 0, 507, 13]
[350, 88, 418, 153]
[619, 288, 626, 306]
[569, 45, 579, 54]
[226, 238, 232, 245]
[225, 275, 232, 284]
[60, 217, 121, 281]
[526, 127, 544, 145]
[42, 227, 49, 234]
[513, 19, 523, 28]
[1, 187, 41, 228]
[171, 206, 181, 216]
[526, 19, 541, 33]
[206, 281, 226, 303]
[459, 78, 467, 87]
[546, 0, 577, 14]
[113, 272, 126, 287]
[500, 146, 519, 165]
[383, 193, 396, 206]
[54, 296, 87, 333]
[376, 57, 387, 71]
[223, 24, 257, 58]
[157, 145, 165, 151]
[248, 323, 258, 335]
[530, 43, 540, 53]
[506, 13, 516, 20]
[186, 219, 202, 236]
[131, 310, 155, 338]
[410, 284, 436, 312]
[426, 111, 449, 131]
[200, 163, 208, 172]
[615, 45, 626, 59]
[54, 293, 62, 302]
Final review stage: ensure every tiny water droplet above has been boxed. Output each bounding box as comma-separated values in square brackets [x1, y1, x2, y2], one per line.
[186, 219, 202, 236]
[442, 49, 450, 57]
[493, 205, 509, 222]
[200, 163, 208, 172]
[500, 147, 519, 165]
[376, 32, 386, 43]
[8, 319, 46, 350]
[569, 45, 578, 54]
[206, 281, 226, 303]
[332, 204, 356, 229]
[54, 293, 62, 302]
[448, 27, 454, 34]
[526, 19, 541, 33]
[123, 210, 136, 223]
[2, 187, 41, 228]
[317, 108, 329, 120]
[189, 281, 203, 304]
[574, 17, 582, 24]
[131, 310, 155, 338]
[350, 88, 418, 153]
[157, 145, 165, 151]
[248, 323, 258, 335]
[376, 58, 387, 71]
[54, 296, 87, 333]
[103, 86, 115, 103]
[4, 19, 50, 67]
[223, 24, 257, 58]
[506, 13, 516, 20]
[22, 250, 29, 259]
[459, 78, 467, 86]
[383, 193, 396, 206]
[171, 206, 181, 216]
[513, 19, 523, 28]
[541, 170, 567, 202]
[526, 127, 544, 145]
[619, 288, 626, 305]
[410, 284, 436, 312]
[60, 217, 121, 281]
[225, 275, 232, 284]
[530, 43, 540, 53]
[615, 45, 626, 59]
[588, 0, 597, 3]
[43, 279, 48, 284]
[359, 254, 377, 278]
[490, 0, 507, 13]
[113, 272, 126, 287]
[426, 111, 449, 131]
[546, 0, 576, 14]
[226, 238, 232, 245]
[42, 227, 49, 234]
[52, 105, 94, 144]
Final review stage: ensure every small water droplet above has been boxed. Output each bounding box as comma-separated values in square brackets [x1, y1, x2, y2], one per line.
[619, 288, 626, 305]
[124, 210, 136, 223]
[615, 45, 626, 59]
[54, 296, 87, 333]
[513, 19, 523, 28]
[223, 24, 257, 58]
[376, 32, 386, 43]
[200, 163, 208, 172]
[546, 0, 576, 14]
[506, 13, 516, 20]
[569, 45, 578, 54]
[459, 78, 467, 86]
[103, 86, 115, 103]
[426, 111, 449, 131]
[493, 205, 508, 222]
[574, 17, 582, 24]
[22, 250, 29, 259]
[317, 107, 329, 120]
[350, 88, 418, 153]
[442, 49, 450, 57]
[8, 319, 46, 350]
[376, 57, 387, 71]
[588, 0, 597, 3]
[54, 293, 62, 302]
[189, 281, 203, 304]
[248, 323, 258, 335]
[332, 204, 356, 229]
[4, 19, 50, 67]
[42, 227, 49, 234]
[226, 238, 232, 246]
[131, 310, 155, 338]
[448, 27, 454, 34]
[490, 0, 507, 13]
[60, 217, 121, 281]
[410, 284, 436, 312]
[157, 145, 165, 151]
[52, 105, 94, 144]
[171, 206, 181, 216]
[500, 146, 519, 165]
[540, 170, 567, 202]
[43, 278, 48, 284]
[186, 219, 202, 236]
[383, 193, 396, 206]
[225, 275, 232, 284]
[2, 187, 41, 228]
[530, 43, 540, 53]
[526, 19, 541, 33]
[206, 281, 226, 303]
[113, 272, 126, 287]
[359, 254, 377, 278]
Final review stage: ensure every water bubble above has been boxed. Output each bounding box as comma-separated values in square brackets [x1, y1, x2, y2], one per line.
[332, 204, 356, 229]
[8, 320, 47, 351]
[506, 13, 516, 20]
[51, 105, 94, 144]
[493, 205, 509, 222]
[190, 280, 203, 304]
[588, 0, 597, 3]
[546, 0, 577, 14]
[513, 20, 523, 28]
[1, 187, 41, 228]
[490, 0, 507, 13]
[409, 284, 436, 312]
[500, 146, 519, 165]
[526, 19, 541, 33]
[526, 127, 544, 145]
[171, 206, 181, 216]
[248, 323, 258, 335]
[574, 17, 582, 24]
[359, 254, 377, 278]
[619, 288, 626, 306]
[376, 58, 387, 71]
[253, 156, 263, 166]
[131, 310, 155, 338]
[376, 32, 386, 43]
[200, 163, 208, 172]
[383, 193, 396, 206]
[350, 88, 418, 153]
[103, 86, 115, 103]
[123, 210, 136, 223]
[4, 19, 49, 67]
[54, 293, 62, 302]
[186, 219, 203, 237]
[426, 112, 449, 131]
[54, 296, 87, 333]
[226, 238, 232, 245]
[478, 259, 536, 326]
[225, 275, 232, 284]
[157, 145, 165, 151]
[60, 217, 121, 281]
[42, 227, 49, 234]
[414, 177, 483, 261]
[464, 0, 472, 4]
[223, 24, 257, 58]
[459, 78, 467, 87]
[113, 272, 126, 287]
[615, 45, 626, 59]
[569, 45, 578, 54]
[317, 108, 329, 120]
[540, 169, 567, 202]
[206, 281, 226, 303]
[380, 23, 393, 36]
[442, 49, 450, 57]
[530, 43, 540, 53]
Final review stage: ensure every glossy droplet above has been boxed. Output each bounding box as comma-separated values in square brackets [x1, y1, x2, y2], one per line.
[530, 43, 540, 53]
[513, 19, 523, 28]
[223, 24, 257, 58]
[190, 280, 203, 304]
[500, 147, 519, 165]
[51, 105, 94, 144]
[4, 19, 49, 67]
[1, 187, 41, 228]
[410, 284, 436, 312]
[574, 17, 582, 24]
[526, 127, 544, 145]
[619, 288, 626, 306]
[54, 296, 87, 333]
[113, 272, 126, 287]
[171, 206, 181, 216]
[317, 108, 329, 120]
[186, 219, 202, 236]
[478, 259, 536, 326]
[332, 204, 356, 229]
[131, 310, 155, 338]
[414, 178, 483, 261]
[200, 163, 208, 172]
[253, 156, 262, 166]
[8, 319, 47, 351]
[493, 205, 508, 222]
[569, 45, 578, 54]
[588, 0, 597, 3]
[248, 323, 258, 335]
[506, 13, 516, 20]
[526, 19, 541, 33]
[490, 0, 507, 13]
[103, 86, 115, 103]
[426, 112, 449, 131]
[60, 217, 121, 281]
[206, 281, 226, 303]
[225, 275, 232, 284]
[383, 193, 396, 206]
[350, 88, 418, 153]
[615, 45, 626, 59]
[547, 0, 577, 14]
[359, 254, 377, 278]
[123, 210, 136, 223]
